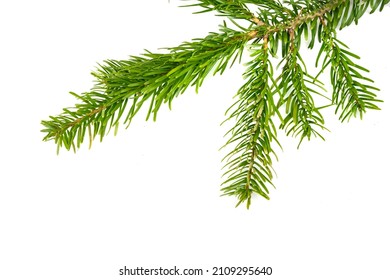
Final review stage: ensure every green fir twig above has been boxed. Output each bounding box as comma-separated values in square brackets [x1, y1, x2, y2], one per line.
[42, 0, 389, 208]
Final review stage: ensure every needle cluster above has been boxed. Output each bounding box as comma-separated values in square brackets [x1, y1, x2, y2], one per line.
[42, 0, 389, 208]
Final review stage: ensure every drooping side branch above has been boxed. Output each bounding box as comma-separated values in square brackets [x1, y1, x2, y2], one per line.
[221, 39, 280, 208]
[316, 30, 381, 121]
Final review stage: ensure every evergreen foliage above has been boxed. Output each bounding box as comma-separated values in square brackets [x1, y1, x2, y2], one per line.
[42, 0, 389, 208]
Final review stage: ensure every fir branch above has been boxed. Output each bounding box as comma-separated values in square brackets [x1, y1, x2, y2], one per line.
[277, 44, 328, 146]
[42, 25, 249, 152]
[221, 39, 280, 208]
[317, 30, 382, 121]
[41, 0, 389, 207]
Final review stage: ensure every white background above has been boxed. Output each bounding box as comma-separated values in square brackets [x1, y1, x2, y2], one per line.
[1, 1, 389, 279]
